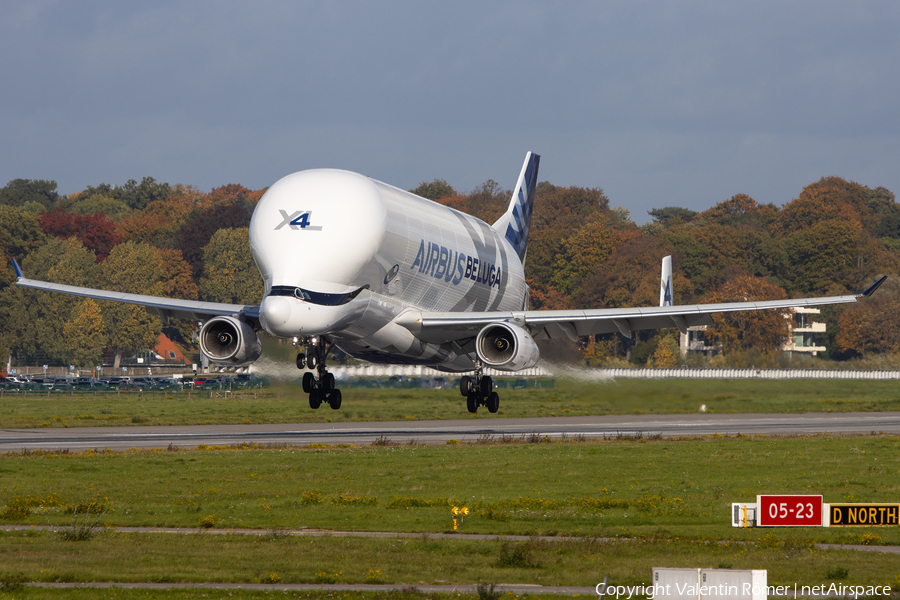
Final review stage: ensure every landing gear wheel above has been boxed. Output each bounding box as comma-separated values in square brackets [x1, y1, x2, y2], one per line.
[309, 389, 322, 409]
[466, 393, 479, 414]
[321, 372, 335, 394]
[328, 389, 342, 410]
[480, 376, 493, 396]
[486, 391, 500, 414]
[306, 354, 317, 370]
[302, 372, 315, 393]
[460, 376, 473, 397]
[296, 353, 306, 370]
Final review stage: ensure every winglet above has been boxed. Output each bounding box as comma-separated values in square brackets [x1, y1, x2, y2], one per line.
[11, 258, 24, 279]
[659, 255, 673, 307]
[858, 275, 887, 298]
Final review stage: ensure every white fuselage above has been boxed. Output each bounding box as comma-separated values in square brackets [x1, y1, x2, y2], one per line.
[250, 169, 528, 371]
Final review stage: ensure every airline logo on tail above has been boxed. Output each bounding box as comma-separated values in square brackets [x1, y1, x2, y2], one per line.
[500, 152, 540, 263]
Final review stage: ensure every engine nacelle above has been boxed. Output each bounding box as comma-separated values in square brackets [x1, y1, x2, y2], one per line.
[475, 322, 540, 371]
[199, 317, 262, 366]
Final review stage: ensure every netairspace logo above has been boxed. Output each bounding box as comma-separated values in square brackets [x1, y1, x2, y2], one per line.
[597, 583, 894, 598]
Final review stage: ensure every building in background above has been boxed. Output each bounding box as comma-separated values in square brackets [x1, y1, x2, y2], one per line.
[679, 308, 827, 357]
[782, 307, 826, 356]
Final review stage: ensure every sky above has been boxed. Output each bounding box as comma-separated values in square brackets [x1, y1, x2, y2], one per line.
[2, 1, 899, 223]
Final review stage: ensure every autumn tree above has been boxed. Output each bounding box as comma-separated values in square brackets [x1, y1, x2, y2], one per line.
[701, 275, 792, 352]
[99, 242, 168, 368]
[39, 208, 123, 261]
[0, 238, 99, 363]
[576, 234, 677, 309]
[117, 197, 194, 248]
[648, 206, 697, 227]
[155, 248, 200, 345]
[525, 279, 573, 310]
[64, 298, 107, 368]
[65, 193, 132, 220]
[835, 276, 900, 357]
[434, 180, 510, 224]
[207, 183, 264, 209]
[0, 205, 46, 264]
[649, 333, 679, 368]
[776, 177, 869, 235]
[410, 179, 455, 201]
[198, 228, 263, 305]
[525, 183, 611, 296]
[551, 217, 621, 297]
[178, 203, 252, 276]
[0, 179, 59, 209]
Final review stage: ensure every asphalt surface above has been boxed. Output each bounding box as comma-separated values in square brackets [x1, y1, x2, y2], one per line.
[1, 411, 898, 451]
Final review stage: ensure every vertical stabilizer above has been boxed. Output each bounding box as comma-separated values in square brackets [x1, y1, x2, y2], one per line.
[659, 255, 673, 307]
[493, 152, 540, 264]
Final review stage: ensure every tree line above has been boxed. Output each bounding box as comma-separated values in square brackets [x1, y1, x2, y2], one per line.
[0, 171, 897, 373]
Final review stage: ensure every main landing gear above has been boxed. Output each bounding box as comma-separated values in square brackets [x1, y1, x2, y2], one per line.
[294, 336, 341, 410]
[459, 364, 499, 414]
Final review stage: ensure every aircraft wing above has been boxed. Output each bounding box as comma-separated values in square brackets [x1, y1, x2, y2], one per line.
[12, 261, 259, 325]
[398, 276, 886, 344]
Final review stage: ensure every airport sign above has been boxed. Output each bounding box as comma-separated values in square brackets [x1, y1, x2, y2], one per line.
[757, 495, 823, 526]
[827, 504, 899, 527]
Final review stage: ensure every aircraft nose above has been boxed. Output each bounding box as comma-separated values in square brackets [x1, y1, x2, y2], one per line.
[259, 295, 294, 336]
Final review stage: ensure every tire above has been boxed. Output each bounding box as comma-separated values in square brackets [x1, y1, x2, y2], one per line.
[302, 372, 315, 393]
[309, 390, 322, 409]
[487, 391, 500, 414]
[480, 376, 493, 396]
[460, 376, 473, 397]
[321, 372, 335, 393]
[466, 393, 478, 414]
[329, 389, 342, 410]
[296, 353, 306, 370]
[306, 354, 317, 370]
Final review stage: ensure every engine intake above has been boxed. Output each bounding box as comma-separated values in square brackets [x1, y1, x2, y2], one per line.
[475, 322, 540, 371]
[199, 317, 262, 366]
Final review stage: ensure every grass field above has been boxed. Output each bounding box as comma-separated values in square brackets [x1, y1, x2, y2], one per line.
[2, 378, 900, 596]
[1, 434, 899, 590]
[2, 377, 900, 428]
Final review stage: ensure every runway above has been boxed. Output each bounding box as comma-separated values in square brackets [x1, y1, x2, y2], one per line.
[1, 411, 898, 451]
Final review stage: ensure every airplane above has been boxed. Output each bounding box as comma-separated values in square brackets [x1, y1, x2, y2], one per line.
[12, 152, 886, 414]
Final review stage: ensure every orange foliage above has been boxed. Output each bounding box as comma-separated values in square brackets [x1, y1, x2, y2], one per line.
[777, 177, 868, 234]
[836, 277, 900, 356]
[526, 280, 573, 310]
[701, 275, 791, 352]
[156, 248, 198, 300]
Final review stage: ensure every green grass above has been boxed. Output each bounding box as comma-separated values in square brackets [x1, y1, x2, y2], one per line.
[0, 529, 897, 588]
[0, 585, 568, 600]
[1, 434, 900, 589]
[1, 434, 898, 545]
[3, 377, 900, 428]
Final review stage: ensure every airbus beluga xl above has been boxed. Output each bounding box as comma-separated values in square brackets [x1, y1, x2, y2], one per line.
[13, 153, 886, 413]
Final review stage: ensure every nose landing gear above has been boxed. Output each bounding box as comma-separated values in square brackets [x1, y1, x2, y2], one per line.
[295, 336, 341, 410]
[460, 364, 499, 414]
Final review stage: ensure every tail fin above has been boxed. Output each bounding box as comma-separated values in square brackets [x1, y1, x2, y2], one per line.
[659, 255, 673, 307]
[493, 152, 540, 264]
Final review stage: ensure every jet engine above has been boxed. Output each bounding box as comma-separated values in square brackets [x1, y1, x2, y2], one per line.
[199, 317, 262, 366]
[475, 322, 540, 371]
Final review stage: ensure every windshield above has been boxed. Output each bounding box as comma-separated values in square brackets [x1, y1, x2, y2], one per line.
[267, 285, 368, 306]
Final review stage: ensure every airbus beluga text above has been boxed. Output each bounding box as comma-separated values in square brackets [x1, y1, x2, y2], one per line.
[13, 153, 886, 413]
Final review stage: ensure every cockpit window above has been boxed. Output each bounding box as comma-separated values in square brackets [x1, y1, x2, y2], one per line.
[268, 285, 369, 306]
